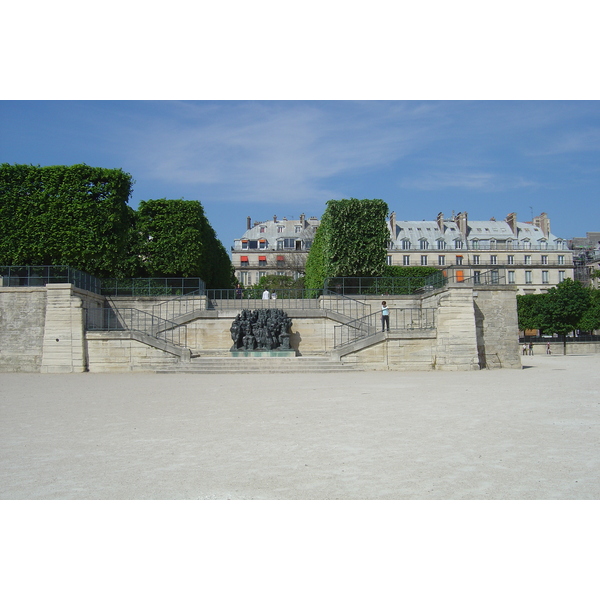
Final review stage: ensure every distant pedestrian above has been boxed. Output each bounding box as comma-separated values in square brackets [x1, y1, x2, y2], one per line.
[546, 341, 551, 355]
[381, 301, 390, 332]
[262, 288, 270, 300]
[529, 342, 534, 355]
[522, 343, 528, 355]
[235, 283, 243, 299]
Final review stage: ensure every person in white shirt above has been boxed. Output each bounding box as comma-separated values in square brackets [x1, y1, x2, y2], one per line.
[262, 289, 270, 300]
[381, 301, 390, 332]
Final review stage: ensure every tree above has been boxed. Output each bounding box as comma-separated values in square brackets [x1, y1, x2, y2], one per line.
[516, 293, 546, 332]
[537, 279, 591, 352]
[305, 198, 389, 289]
[0, 163, 133, 276]
[578, 288, 600, 333]
[135, 199, 234, 288]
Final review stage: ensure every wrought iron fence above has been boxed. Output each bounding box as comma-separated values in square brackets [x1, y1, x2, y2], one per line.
[334, 308, 436, 348]
[101, 278, 205, 296]
[324, 273, 447, 295]
[153, 294, 208, 322]
[0, 265, 102, 294]
[205, 289, 369, 320]
[85, 307, 187, 347]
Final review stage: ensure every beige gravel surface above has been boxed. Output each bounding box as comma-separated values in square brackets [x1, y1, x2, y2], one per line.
[1, 353, 599, 499]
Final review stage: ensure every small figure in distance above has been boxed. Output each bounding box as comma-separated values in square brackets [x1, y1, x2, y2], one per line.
[262, 288, 270, 300]
[381, 301, 390, 332]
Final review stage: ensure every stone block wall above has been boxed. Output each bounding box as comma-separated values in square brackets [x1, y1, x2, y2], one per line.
[0, 287, 47, 372]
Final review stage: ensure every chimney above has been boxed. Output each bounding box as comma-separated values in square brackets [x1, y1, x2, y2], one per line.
[437, 212, 445, 233]
[300, 213, 306, 228]
[454, 211, 468, 238]
[247, 216, 251, 230]
[533, 212, 551, 238]
[506, 212, 517, 234]
[273, 214, 277, 223]
[389, 211, 396, 238]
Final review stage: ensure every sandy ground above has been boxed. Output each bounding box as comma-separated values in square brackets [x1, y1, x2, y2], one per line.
[1, 353, 599, 500]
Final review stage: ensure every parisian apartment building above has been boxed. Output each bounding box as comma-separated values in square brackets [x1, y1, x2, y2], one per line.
[231, 209, 575, 294]
[231, 214, 319, 286]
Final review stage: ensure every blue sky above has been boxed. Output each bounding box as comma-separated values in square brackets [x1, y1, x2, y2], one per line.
[2, 100, 599, 251]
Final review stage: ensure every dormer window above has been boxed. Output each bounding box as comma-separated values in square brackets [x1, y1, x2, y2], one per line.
[437, 239, 446, 250]
[401, 239, 411, 250]
[419, 239, 428, 249]
[455, 239, 463, 249]
[260, 226, 266, 233]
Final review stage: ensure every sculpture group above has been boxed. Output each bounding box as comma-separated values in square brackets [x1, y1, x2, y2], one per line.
[230, 308, 292, 352]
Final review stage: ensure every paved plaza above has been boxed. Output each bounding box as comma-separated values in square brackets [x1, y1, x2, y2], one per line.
[1, 353, 599, 500]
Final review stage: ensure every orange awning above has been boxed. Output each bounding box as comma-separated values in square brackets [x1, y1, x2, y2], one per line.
[259, 256, 267, 261]
[277, 255, 284, 261]
[240, 256, 248, 262]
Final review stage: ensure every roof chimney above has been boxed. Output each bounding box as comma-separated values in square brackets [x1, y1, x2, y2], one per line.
[437, 212, 445, 233]
[300, 213, 305, 228]
[455, 211, 468, 238]
[506, 212, 517, 234]
[273, 214, 277, 223]
[532, 212, 551, 238]
[389, 211, 396, 238]
[247, 216, 251, 230]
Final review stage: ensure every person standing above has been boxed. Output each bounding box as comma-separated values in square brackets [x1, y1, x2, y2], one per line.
[529, 342, 534, 355]
[262, 288, 270, 300]
[381, 301, 390, 332]
[546, 341, 551, 355]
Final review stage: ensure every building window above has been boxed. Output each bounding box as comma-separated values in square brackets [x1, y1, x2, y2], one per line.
[259, 256, 267, 266]
[403, 255, 410, 266]
[508, 271, 515, 284]
[473, 271, 481, 284]
[558, 255, 565, 265]
[525, 271, 532, 284]
[541, 255, 548, 265]
[524, 255, 532, 265]
[241, 240, 248, 250]
[490, 255, 497, 265]
[260, 227, 265, 233]
[295, 226, 301, 233]
[240, 256, 249, 265]
[259, 271, 266, 280]
[472, 240, 479, 249]
[437, 240, 446, 250]
[277, 255, 285, 264]
[473, 255, 480, 265]
[542, 270, 549, 284]
[421, 255, 428, 266]
[438, 255, 445, 266]
[420, 239, 428, 249]
[507, 255, 514, 265]
[240, 271, 250, 285]
[491, 270, 499, 284]
[277, 226, 284, 233]
[456, 256, 463, 265]
[559, 270, 565, 282]
[402, 240, 411, 250]
[386, 255, 392, 266]
[455, 240, 463, 249]
[259, 239, 267, 249]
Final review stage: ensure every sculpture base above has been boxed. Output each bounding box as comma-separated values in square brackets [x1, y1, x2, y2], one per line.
[230, 350, 297, 358]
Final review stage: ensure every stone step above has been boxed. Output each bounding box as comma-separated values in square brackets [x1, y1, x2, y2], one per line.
[154, 356, 364, 374]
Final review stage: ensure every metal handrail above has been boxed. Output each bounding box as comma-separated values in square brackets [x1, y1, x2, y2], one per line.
[334, 308, 436, 348]
[85, 307, 187, 348]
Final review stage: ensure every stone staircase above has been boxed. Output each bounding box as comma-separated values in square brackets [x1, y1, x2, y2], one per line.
[153, 354, 364, 374]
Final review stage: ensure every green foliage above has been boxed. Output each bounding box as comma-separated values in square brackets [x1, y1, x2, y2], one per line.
[518, 279, 593, 337]
[538, 278, 590, 336]
[516, 293, 546, 331]
[0, 163, 133, 277]
[253, 274, 305, 291]
[133, 199, 234, 288]
[578, 288, 600, 332]
[305, 198, 389, 287]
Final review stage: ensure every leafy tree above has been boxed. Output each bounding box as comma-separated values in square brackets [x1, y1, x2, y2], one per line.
[0, 163, 133, 277]
[305, 198, 389, 289]
[135, 199, 234, 288]
[254, 274, 305, 291]
[516, 293, 547, 332]
[578, 288, 600, 333]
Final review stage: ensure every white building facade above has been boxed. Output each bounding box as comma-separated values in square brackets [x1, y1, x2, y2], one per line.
[387, 211, 573, 294]
[232, 214, 319, 286]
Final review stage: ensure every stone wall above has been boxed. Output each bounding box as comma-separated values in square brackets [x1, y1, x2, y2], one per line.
[473, 287, 522, 369]
[0, 287, 47, 372]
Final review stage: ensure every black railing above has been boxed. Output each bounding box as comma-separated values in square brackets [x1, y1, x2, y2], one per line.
[101, 278, 205, 296]
[85, 307, 187, 347]
[0, 265, 102, 294]
[334, 308, 436, 348]
[324, 273, 447, 296]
